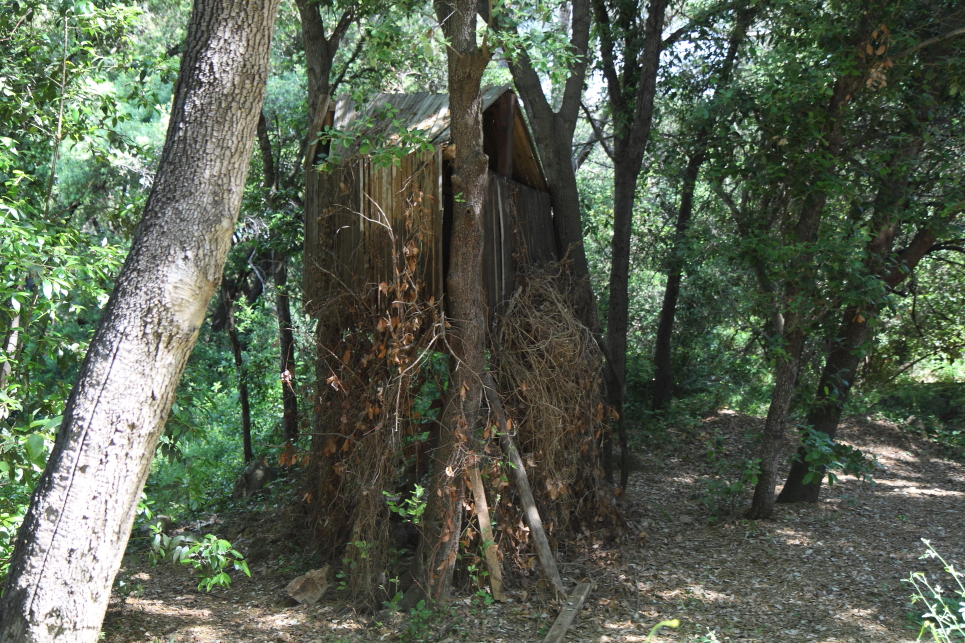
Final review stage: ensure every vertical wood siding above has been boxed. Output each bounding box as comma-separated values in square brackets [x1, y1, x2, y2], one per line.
[304, 148, 444, 315]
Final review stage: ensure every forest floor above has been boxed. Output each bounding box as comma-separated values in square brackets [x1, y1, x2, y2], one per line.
[102, 411, 965, 643]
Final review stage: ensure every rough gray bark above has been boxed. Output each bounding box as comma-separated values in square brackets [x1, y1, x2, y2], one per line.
[0, 0, 279, 639]
[593, 0, 669, 484]
[402, 0, 490, 606]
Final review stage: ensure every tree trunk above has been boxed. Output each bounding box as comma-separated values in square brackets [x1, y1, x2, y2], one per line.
[604, 163, 639, 483]
[777, 51, 951, 503]
[224, 291, 255, 463]
[745, 70, 863, 519]
[295, 0, 353, 133]
[0, 0, 278, 639]
[255, 105, 298, 446]
[777, 307, 868, 503]
[778, 202, 942, 504]
[746, 326, 806, 519]
[498, 0, 597, 328]
[745, 193, 827, 520]
[402, 0, 490, 607]
[0, 313, 21, 392]
[594, 0, 669, 483]
[272, 251, 299, 444]
[651, 150, 703, 412]
[650, 10, 752, 412]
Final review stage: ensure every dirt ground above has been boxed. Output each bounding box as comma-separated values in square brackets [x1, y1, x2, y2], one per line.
[102, 412, 965, 643]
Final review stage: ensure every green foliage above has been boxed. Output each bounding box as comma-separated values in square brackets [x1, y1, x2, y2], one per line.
[871, 378, 965, 459]
[797, 427, 879, 486]
[697, 430, 760, 520]
[383, 484, 427, 525]
[904, 540, 965, 642]
[315, 102, 436, 172]
[148, 528, 250, 593]
[404, 599, 435, 640]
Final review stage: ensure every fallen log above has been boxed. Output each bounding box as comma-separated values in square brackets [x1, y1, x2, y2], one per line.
[542, 582, 592, 643]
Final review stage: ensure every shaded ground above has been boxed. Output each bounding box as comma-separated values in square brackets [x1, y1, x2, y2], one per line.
[103, 412, 965, 642]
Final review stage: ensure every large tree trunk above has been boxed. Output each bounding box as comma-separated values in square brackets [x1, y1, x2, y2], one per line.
[402, 0, 490, 606]
[0, 0, 279, 639]
[272, 251, 299, 444]
[604, 163, 642, 483]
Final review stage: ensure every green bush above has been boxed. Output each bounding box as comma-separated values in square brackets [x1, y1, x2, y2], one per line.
[905, 539, 965, 642]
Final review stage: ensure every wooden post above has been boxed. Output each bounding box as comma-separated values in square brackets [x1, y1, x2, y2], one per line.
[542, 582, 592, 643]
[482, 372, 565, 594]
[468, 463, 506, 601]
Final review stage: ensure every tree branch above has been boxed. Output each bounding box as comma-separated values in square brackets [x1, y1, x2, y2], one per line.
[897, 26, 965, 58]
[580, 102, 614, 160]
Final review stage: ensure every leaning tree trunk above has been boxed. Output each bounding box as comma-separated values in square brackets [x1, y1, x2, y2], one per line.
[746, 192, 828, 521]
[745, 67, 864, 520]
[0, 0, 279, 639]
[401, 0, 490, 607]
[778, 217, 941, 503]
[777, 56, 948, 503]
[777, 307, 869, 503]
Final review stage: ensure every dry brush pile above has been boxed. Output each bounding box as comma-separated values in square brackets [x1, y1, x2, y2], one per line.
[490, 264, 621, 552]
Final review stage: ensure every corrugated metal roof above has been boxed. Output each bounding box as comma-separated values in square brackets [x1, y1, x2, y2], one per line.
[328, 85, 511, 158]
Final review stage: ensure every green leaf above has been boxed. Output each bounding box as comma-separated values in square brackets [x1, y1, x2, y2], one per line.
[24, 434, 45, 462]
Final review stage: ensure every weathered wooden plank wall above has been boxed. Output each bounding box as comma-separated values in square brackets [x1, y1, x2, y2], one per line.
[304, 147, 443, 314]
[481, 172, 556, 326]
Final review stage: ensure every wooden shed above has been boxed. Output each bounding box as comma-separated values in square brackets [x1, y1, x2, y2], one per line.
[303, 86, 558, 326]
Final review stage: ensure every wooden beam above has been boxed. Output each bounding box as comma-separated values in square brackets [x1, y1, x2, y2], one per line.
[542, 582, 592, 643]
[482, 372, 565, 594]
[304, 95, 332, 170]
[494, 92, 516, 178]
[468, 464, 506, 601]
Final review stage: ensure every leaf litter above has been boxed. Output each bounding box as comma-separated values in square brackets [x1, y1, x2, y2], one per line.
[102, 411, 964, 642]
